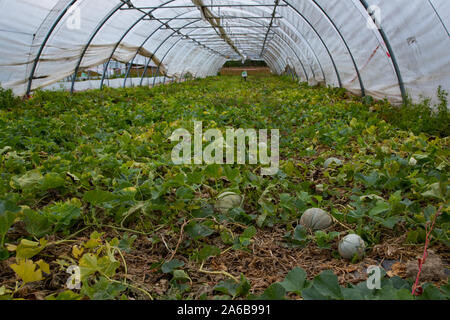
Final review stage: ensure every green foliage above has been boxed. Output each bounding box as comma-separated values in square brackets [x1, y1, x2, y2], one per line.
[162, 259, 185, 273]
[214, 275, 251, 299]
[256, 283, 286, 300]
[377, 86, 449, 137]
[223, 60, 268, 68]
[45, 290, 83, 300]
[314, 230, 340, 249]
[232, 226, 257, 250]
[81, 277, 126, 300]
[22, 199, 82, 238]
[278, 267, 308, 295]
[0, 86, 21, 110]
[0, 76, 448, 300]
[284, 225, 310, 248]
[0, 199, 20, 259]
[266, 267, 449, 300]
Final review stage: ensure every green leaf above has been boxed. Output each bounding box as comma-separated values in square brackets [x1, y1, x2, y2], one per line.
[214, 279, 239, 296]
[214, 275, 250, 298]
[45, 290, 83, 300]
[176, 186, 195, 200]
[286, 225, 310, 247]
[172, 270, 191, 283]
[241, 226, 257, 239]
[79, 253, 120, 279]
[355, 171, 379, 188]
[23, 209, 52, 238]
[11, 170, 43, 190]
[369, 200, 390, 216]
[380, 216, 402, 229]
[235, 275, 251, 298]
[41, 173, 66, 190]
[341, 285, 373, 300]
[416, 283, 446, 300]
[81, 277, 126, 300]
[118, 233, 137, 253]
[161, 259, 185, 273]
[440, 283, 450, 299]
[421, 182, 447, 200]
[15, 238, 47, 259]
[257, 283, 286, 300]
[79, 253, 99, 279]
[376, 286, 413, 300]
[0, 199, 20, 239]
[279, 267, 307, 295]
[97, 256, 120, 278]
[0, 247, 9, 260]
[197, 245, 221, 262]
[42, 199, 81, 232]
[220, 229, 234, 245]
[185, 221, 214, 240]
[232, 226, 257, 250]
[192, 204, 215, 218]
[83, 190, 117, 205]
[204, 164, 223, 179]
[302, 270, 343, 300]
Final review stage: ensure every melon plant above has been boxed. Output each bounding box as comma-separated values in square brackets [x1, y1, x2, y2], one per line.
[299, 208, 333, 231]
[0, 75, 448, 300]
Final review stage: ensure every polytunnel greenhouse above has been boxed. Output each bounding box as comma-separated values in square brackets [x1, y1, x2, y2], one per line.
[0, 0, 448, 304]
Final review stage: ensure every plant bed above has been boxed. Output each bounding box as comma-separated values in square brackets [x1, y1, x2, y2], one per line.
[0, 76, 448, 300]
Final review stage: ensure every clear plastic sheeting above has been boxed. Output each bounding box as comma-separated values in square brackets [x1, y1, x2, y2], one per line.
[0, 0, 448, 105]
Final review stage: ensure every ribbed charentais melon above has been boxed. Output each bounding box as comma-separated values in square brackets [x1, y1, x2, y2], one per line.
[215, 192, 243, 213]
[338, 234, 366, 260]
[299, 208, 333, 230]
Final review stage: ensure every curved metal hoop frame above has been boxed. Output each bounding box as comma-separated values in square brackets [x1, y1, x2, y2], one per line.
[358, 0, 406, 102]
[104, 6, 324, 88]
[120, 8, 311, 86]
[25, 0, 410, 103]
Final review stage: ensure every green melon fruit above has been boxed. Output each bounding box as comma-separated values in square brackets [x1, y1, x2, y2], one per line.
[215, 192, 243, 213]
[338, 234, 366, 260]
[299, 208, 333, 230]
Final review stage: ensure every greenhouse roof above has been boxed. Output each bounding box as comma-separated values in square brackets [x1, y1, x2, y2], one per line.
[0, 0, 448, 103]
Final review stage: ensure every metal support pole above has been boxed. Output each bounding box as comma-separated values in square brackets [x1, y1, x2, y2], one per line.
[71, 0, 178, 93]
[27, 0, 78, 95]
[126, 12, 312, 86]
[283, 1, 341, 87]
[139, 19, 204, 87]
[122, 11, 193, 87]
[260, 0, 280, 57]
[311, 0, 365, 96]
[359, 0, 407, 103]
[151, 27, 203, 87]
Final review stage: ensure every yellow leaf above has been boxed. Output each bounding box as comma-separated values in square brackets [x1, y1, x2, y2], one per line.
[72, 245, 84, 259]
[10, 260, 43, 284]
[123, 187, 137, 193]
[0, 285, 12, 295]
[6, 244, 17, 252]
[15, 238, 47, 259]
[36, 260, 50, 275]
[84, 238, 102, 249]
[84, 231, 104, 249]
[367, 125, 377, 135]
